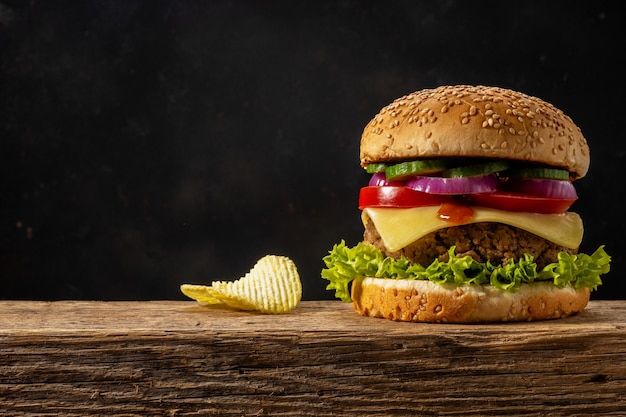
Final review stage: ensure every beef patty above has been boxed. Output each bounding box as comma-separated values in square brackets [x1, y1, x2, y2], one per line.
[364, 220, 577, 270]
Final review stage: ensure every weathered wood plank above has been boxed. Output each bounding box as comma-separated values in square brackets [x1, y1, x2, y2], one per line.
[1, 300, 625, 416]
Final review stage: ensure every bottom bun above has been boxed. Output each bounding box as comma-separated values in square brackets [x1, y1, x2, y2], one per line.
[351, 277, 590, 323]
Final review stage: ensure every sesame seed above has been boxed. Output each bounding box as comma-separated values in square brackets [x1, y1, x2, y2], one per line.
[441, 105, 448, 113]
[426, 131, 432, 138]
[469, 106, 477, 116]
[462, 117, 471, 124]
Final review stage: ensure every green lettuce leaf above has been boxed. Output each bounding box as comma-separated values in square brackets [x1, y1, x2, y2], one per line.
[321, 240, 611, 302]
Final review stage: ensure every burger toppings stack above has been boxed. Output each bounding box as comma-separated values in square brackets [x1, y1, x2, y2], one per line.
[322, 85, 611, 323]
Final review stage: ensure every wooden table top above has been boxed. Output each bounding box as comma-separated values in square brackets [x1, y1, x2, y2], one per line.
[1, 300, 625, 416]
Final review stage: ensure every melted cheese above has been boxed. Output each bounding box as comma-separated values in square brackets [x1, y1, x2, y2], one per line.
[362, 206, 583, 251]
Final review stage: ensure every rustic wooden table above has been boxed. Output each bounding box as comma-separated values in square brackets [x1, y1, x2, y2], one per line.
[1, 300, 624, 416]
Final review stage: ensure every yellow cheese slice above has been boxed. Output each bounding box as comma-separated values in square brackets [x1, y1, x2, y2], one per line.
[362, 206, 583, 252]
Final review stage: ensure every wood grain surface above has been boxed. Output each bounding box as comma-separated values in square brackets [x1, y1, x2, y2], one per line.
[1, 300, 625, 416]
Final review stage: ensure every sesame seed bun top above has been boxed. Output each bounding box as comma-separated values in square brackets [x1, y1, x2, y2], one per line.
[360, 85, 590, 179]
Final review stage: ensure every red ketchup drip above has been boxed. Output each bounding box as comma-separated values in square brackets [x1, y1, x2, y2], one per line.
[437, 203, 475, 225]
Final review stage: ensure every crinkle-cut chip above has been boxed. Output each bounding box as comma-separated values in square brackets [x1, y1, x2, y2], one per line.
[180, 255, 302, 314]
[212, 255, 302, 313]
[180, 284, 222, 305]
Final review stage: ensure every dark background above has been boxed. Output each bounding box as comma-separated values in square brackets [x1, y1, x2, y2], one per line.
[1, 0, 624, 301]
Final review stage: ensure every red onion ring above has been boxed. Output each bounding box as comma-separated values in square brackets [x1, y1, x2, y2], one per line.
[406, 174, 501, 195]
[368, 172, 405, 187]
[505, 178, 578, 199]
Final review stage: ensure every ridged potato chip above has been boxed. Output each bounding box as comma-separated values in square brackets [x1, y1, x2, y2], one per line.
[180, 255, 302, 314]
[179, 284, 222, 305]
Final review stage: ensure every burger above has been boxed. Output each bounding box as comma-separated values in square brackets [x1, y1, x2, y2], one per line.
[322, 85, 611, 323]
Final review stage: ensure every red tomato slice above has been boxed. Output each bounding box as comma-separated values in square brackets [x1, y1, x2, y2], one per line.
[359, 186, 451, 209]
[470, 192, 577, 214]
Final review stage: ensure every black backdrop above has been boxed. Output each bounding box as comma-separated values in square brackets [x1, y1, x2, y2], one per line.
[1, 0, 624, 301]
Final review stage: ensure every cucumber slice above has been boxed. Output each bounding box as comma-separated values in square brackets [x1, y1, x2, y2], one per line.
[508, 167, 570, 180]
[365, 163, 388, 174]
[443, 161, 510, 178]
[385, 160, 447, 181]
